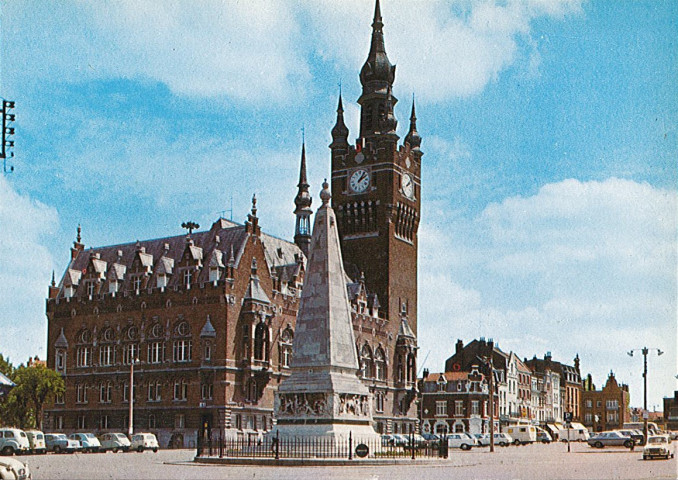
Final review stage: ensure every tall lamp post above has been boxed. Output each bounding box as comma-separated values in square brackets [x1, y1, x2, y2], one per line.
[627, 347, 663, 444]
[128, 357, 140, 437]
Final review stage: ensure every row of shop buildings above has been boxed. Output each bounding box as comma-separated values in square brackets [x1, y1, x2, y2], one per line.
[419, 338, 633, 436]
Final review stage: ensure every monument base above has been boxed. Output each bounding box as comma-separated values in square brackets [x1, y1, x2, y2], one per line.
[272, 422, 381, 442]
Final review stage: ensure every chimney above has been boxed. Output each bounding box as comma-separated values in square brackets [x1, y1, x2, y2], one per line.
[455, 339, 463, 355]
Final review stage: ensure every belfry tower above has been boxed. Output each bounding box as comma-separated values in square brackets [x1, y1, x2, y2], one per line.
[330, 0, 422, 335]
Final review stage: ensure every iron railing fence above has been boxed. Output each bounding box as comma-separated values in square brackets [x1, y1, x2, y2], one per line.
[196, 431, 449, 460]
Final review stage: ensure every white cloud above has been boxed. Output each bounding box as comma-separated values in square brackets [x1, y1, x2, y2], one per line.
[0, 176, 59, 364]
[419, 178, 677, 407]
[5, 0, 583, 104]
[307, 0, 584, 102]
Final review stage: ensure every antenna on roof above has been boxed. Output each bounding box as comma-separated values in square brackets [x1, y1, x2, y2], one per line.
[218, 195, 234, 221]
[417, 350, 430, 376]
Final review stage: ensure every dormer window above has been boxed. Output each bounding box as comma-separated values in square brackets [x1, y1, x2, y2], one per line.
[184, 270, 192, 288]
[109, 280, 118, 294]
[133, 276, 142, 292]
[87, 282, 95, 298]
[65, 285, 74, 298]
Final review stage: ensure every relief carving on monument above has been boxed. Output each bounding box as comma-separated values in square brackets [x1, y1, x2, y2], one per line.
[276, 393, 330, 418]
[336, 393, 371, 417]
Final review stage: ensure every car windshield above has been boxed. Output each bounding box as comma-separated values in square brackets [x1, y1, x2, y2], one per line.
[648, 437, 666, 444]
[55, 434, 67, 440]
[85, 433, 96, 438]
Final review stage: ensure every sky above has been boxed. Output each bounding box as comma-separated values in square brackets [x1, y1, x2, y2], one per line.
[0, 0, 675, 410]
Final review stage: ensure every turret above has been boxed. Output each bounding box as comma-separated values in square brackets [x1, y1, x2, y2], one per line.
[330, 94, 349, 150]
[294, 142, 313, 257]
[404, 97, 422, 151]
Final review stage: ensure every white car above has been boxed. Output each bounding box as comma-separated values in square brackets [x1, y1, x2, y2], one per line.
[446, 433, 478, 450]
[99, 433, 131, 453]
[69, 433, 101, 453]
[130, 433, 158, 453]
[0, 457, 31, 480]
[643, 435, 674, 460]
[0, 429, 30, 456]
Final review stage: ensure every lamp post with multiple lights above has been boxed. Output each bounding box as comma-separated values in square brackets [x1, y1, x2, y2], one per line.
[627, 347, 663, 444]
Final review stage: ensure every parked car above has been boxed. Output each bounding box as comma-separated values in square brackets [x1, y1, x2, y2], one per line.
[44, 434, 80, 454]
[536, 427, 552, 444]
[473, 433, 489, 446]
[130, 433, 158, 453]
[421, 433, 440, 444]
[446, 433, 477, 450]
[99, 433, 130, 453]
[0, 456, 31, 479]
[23, 431, 46, 455]
[618, 429, 644, 445]
[68, 433, 101, 453]
[493, 433, 513, 447]
[0, 429, 30, 456]
[587, 431, 634, 449]
[404, 434, 427, 448]
[643, 435, 674, 460]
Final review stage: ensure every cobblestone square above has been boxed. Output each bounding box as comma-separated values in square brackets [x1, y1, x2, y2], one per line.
[16, 442, 677, 480]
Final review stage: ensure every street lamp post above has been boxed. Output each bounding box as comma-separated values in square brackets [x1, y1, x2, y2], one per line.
[128, 357, 139, 437]
[628, 347, 663, 444]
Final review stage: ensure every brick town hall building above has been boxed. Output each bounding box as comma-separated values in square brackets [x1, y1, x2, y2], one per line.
[45, 0, 422, 448]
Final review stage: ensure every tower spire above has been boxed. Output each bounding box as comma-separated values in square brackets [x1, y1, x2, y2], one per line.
[358, 0, 397, 140]
[294, 140, 313, 257]
[404, 94, 422, 150]
[330, 90, 349, 148]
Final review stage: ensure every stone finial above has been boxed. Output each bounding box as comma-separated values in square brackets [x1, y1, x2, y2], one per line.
[251, 194, 257, 217]
[320, 179, 331, 206]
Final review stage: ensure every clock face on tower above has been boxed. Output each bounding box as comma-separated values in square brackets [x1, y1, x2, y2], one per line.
[349, 169, 370, 193]
[401, 173, 414, 199]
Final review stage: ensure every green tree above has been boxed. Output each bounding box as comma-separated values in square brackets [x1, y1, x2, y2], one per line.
[2, 365, 64, 430]
[0, 353, 14, 377]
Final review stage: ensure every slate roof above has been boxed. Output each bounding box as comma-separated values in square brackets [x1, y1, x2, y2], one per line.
[55, 218, 303, 299]
[200, 316, 217, 338]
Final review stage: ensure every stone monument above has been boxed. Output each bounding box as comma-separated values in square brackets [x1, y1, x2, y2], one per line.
[273, 181, 379, 441]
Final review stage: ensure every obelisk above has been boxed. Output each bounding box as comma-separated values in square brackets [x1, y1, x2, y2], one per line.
[274, 181, 379, 441]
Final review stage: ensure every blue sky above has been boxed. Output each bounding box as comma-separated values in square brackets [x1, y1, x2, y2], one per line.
[0, 0, 675, 410]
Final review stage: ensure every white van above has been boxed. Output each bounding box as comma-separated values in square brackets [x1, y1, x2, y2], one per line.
[558, 423, 590, 442]
[502, 424, 536, 445]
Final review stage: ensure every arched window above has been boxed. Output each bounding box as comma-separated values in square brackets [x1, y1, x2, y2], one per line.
[253, 322, 268, 361]
[374, 347, 386, 381]
[360, 344, 373, 379]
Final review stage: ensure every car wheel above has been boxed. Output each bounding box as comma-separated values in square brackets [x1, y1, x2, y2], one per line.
[153, 447, 158, 453]
[137, 446, 144, 453]
[112, 447, 118, 453]
[53, 445, 62, 454]
[460, 444, 470, 451]
[594, 441, 603, 449]
[513, 439, 520, 446]
[623, 440, 633, 448]
[643, 455, 648, 460]
[1, 446, 14, 456]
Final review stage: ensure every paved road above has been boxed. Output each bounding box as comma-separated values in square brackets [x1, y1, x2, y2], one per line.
[16, 442, 678, 480]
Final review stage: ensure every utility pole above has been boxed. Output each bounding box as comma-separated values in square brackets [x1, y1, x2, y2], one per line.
[1, 99, 16, 174]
